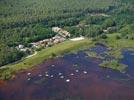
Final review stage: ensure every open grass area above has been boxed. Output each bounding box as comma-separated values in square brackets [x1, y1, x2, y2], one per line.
[103, 33, 134, 48]
[0, 39, 91, 80]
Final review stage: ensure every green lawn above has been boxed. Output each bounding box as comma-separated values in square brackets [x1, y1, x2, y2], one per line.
[0, 39, 91, 80]
[104, 33, 134, 48]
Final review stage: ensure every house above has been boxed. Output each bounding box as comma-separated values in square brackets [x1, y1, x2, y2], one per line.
[53, 39, 60, 44]
[62, 31, 70, 37]
[29, 27, 70, 50]
[52, 27, 61, 33]
[52, 27, 71, 38]
[103, 29, 108, 33]
[18, 45, 24, 49]
[20, 48, 29, 52]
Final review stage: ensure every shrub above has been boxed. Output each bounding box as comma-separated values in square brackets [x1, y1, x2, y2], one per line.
[116, 35, 121, 39]
[101, 34, 108, 39]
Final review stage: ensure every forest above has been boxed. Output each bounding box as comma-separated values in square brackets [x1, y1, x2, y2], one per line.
[0, 0, 134, 66]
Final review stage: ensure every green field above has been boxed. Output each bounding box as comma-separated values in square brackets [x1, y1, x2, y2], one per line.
[104, 33, 134, 48]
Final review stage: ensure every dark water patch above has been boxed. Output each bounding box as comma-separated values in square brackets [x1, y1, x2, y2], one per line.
[88, 44, 107, 54]
[120, 50, 134, 77]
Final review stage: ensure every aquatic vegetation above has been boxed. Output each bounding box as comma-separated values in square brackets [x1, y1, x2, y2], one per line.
[34, 77, 46, 84]
[86, 51, 97, 57]
[0, 68, 13, 80]
[99, 60, 127, 72]
[99, 48, 126, 72]
[87, 47, 127, 72]
[85, 45, 127, 72]
[85, 51, 104, 59]
[104, 49, 123, 59]
[96, 33, 134, 72]
[73, 63, 82, 69]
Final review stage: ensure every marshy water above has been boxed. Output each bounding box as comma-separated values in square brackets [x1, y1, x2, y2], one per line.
[0, 45, 134, 100]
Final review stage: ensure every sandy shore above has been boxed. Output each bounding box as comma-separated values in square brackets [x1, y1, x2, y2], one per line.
[70, 37, 85, 41]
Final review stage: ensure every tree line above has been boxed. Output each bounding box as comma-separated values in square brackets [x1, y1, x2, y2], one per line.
[0, 0, 133, 66]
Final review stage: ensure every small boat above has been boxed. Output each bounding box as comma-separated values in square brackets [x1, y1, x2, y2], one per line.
[51, 65, 55, 67]
[60, 76, 64, 79]
[83, 71, 87, 74]
[50, 75, 54, 78]
[66, 79, 70, 82]
[58, 73, 62, 76]
[38, 74, 42, 77]
[75, 70, 79, 73]
[70, 73, 74, 76]
[27, 78, 31, 81]
[27, 73, 31, 76]
[45, 74, 49, 77]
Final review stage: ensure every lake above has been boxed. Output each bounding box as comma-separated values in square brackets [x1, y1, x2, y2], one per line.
[0, 45, 134, 100]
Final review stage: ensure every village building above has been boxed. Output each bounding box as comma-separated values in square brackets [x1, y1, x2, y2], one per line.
[18, 44, 24, 49]
[52, 27, 61, 33]
[52, 27, 71, 38]
[18, 27, 71, 52]
[103, 29, 108, 33]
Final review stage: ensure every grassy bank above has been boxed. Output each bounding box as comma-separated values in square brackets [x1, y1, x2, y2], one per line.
[0, 39, 91, 80]
[103, 33, 134, 48]
[84, 33, 134, 72]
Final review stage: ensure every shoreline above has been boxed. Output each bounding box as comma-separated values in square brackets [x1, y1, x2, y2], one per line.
[1, 33, 134, 80]
[0, 39, 91, 80]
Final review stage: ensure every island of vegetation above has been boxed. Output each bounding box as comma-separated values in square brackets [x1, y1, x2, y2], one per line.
[0, 0, 134, 80]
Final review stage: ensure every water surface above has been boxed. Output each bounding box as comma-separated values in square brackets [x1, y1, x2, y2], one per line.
[0, 46, 134, 100]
